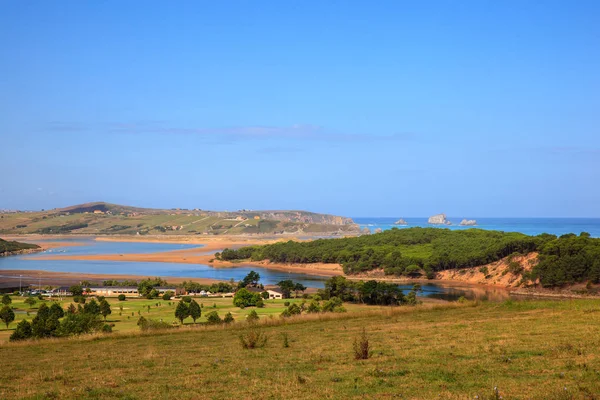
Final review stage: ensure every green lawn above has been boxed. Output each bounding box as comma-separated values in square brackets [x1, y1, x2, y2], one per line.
[1, 299, 600, 399]
[0, 295, 367, 342]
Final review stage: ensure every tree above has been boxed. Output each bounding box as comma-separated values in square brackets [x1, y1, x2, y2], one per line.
[99, 299, 112, 321]
[24, 297, 37, 308]
[233, 288, 261, 308]
[67, 303, 77, 315]
[118, 294, 126, 301]
[175, 301, 189, 324]
[188, 300, 201, 323]
[277, 280, 295, 299]
[293, 283, 306, 298]
[1, 294, 11, 306]
[0, 305, 15, 328]
[239, 271, 261, 288]
[83, 299, 100, 315]
[162, 291, 173, 301]
[69, 285, 83, 296]
[49, 302, 65, 319]
[205, 311, 221, 324]
[9, 319, 32, 341]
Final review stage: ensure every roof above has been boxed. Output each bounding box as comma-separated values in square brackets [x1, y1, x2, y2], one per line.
[267, 288, 283, 294]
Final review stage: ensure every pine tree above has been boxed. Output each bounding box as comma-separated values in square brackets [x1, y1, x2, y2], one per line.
[175, 301, 189, 324]
[188, 300, 201, 323]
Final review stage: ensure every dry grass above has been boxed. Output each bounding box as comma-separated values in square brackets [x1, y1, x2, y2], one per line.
[1, 299, 600, 399]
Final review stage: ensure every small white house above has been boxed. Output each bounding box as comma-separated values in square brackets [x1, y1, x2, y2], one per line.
[266, 289, 283, 300]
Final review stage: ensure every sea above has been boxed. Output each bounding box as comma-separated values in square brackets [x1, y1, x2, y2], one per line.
[354, 217, 600, 238]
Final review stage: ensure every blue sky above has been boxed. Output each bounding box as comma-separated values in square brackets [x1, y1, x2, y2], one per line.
[1, 1, 599, 217]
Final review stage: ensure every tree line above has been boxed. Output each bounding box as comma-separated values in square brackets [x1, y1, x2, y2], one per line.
[217, 228, 600, 287]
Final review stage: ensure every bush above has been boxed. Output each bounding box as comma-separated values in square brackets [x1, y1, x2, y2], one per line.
[9, 320, 32, 341]
[282, 332, 290, 348]
[117, 294, 126, 301]
[102, 324, 112, 333]
[508, 261, 524, 275]
[307, 301, 321, 313]
[256, 298, 265, 308]
[284, 301, 290, 307]
[353, 328, 370, 360]
[162, 291, 173, 301]
[73, 295, 86, 304]
[223, 312, 234, 323]
[137, 316, 172, 331]
[247, 310, 259, 322]
[287, 303, 301, 315]
[205, 311, 222, 324]
[239, 328, 268, 349]
[182, 296, 192, 303]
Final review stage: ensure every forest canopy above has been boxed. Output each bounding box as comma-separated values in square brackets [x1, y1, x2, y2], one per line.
[219, 228, 600, 287]
[0, 238, 39, 255]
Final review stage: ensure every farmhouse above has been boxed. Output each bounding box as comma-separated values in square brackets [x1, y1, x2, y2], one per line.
[266, 289, 283, 299]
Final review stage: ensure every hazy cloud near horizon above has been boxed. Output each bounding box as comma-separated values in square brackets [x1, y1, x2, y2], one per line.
[43, 121, 414, 143]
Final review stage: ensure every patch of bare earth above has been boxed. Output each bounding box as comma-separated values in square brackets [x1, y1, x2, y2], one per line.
[437, 252, 539, 288]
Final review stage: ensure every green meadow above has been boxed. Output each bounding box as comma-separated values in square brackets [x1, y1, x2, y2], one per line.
[1, 298, 600, 399]
[0, 295, 367, 342]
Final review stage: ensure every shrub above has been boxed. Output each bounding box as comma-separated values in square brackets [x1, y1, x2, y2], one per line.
[117, 294, 126, 301]
[162, 291, 173, 301]
[307, 301, 321, 313]
[256, 298, 265, 308]
[102, 324, 112, 333]
[282, 332, 289, 348]
[205, 311, 222, 324]
[353, 328, 370, 360]
[287, 303, 301, 315]
[239, 328, 268, 349]
[508, 261, 524, 275]
[479, 266, 489, 275]
[137, 316, 172, 331]
[73, 295, 86, 304]
[247, 310, 259, 323]
[182, 296, 192, 303]
[10, 320, 32, 341]
[284, 301, 290, 307]
[223, 312, 234, 323]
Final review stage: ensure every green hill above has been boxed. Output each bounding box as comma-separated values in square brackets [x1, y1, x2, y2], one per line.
[0, 238, 40, 255]
[0, 202, 358, 236]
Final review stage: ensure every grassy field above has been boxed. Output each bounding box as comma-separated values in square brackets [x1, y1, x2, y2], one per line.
[0, 295, 369, 342]
[1, 299, 600, 399]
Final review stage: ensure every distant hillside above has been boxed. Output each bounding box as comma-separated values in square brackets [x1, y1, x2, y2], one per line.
[0, 202, 358, 236]
[0, 238, 40, 256]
